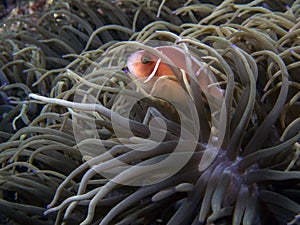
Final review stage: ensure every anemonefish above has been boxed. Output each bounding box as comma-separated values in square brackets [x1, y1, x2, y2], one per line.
[126, 46, 223, 105]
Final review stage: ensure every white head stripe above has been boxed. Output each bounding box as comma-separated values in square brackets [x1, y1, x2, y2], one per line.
[144, 58, 162, 83]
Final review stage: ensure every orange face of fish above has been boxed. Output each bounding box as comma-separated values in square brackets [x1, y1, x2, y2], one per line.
[127, 46, 224, 99]
[127, 49, 176, 81]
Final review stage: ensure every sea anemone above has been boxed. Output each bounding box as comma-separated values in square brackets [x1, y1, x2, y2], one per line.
[0, 0, 300, 225]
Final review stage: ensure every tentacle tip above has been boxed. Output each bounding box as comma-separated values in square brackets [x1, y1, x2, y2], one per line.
[59, 113, 65, 117]
[45, 204, 52, 210]
[123, 68, 129, 73]
[231, 43, 237, 48]
[279, 137, 284, 142]
[6, 97, 11, 103]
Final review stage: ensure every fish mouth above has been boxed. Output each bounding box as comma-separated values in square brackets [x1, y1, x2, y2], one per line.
[126, 52, 139, 76]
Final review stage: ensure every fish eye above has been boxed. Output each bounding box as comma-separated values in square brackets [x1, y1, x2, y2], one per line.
[141, 54, 152, 64]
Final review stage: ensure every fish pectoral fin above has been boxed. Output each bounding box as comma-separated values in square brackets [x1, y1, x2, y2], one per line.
[150, 78, 188, 104]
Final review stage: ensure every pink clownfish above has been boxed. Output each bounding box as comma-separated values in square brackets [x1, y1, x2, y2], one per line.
[126, 46, 224, 103]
